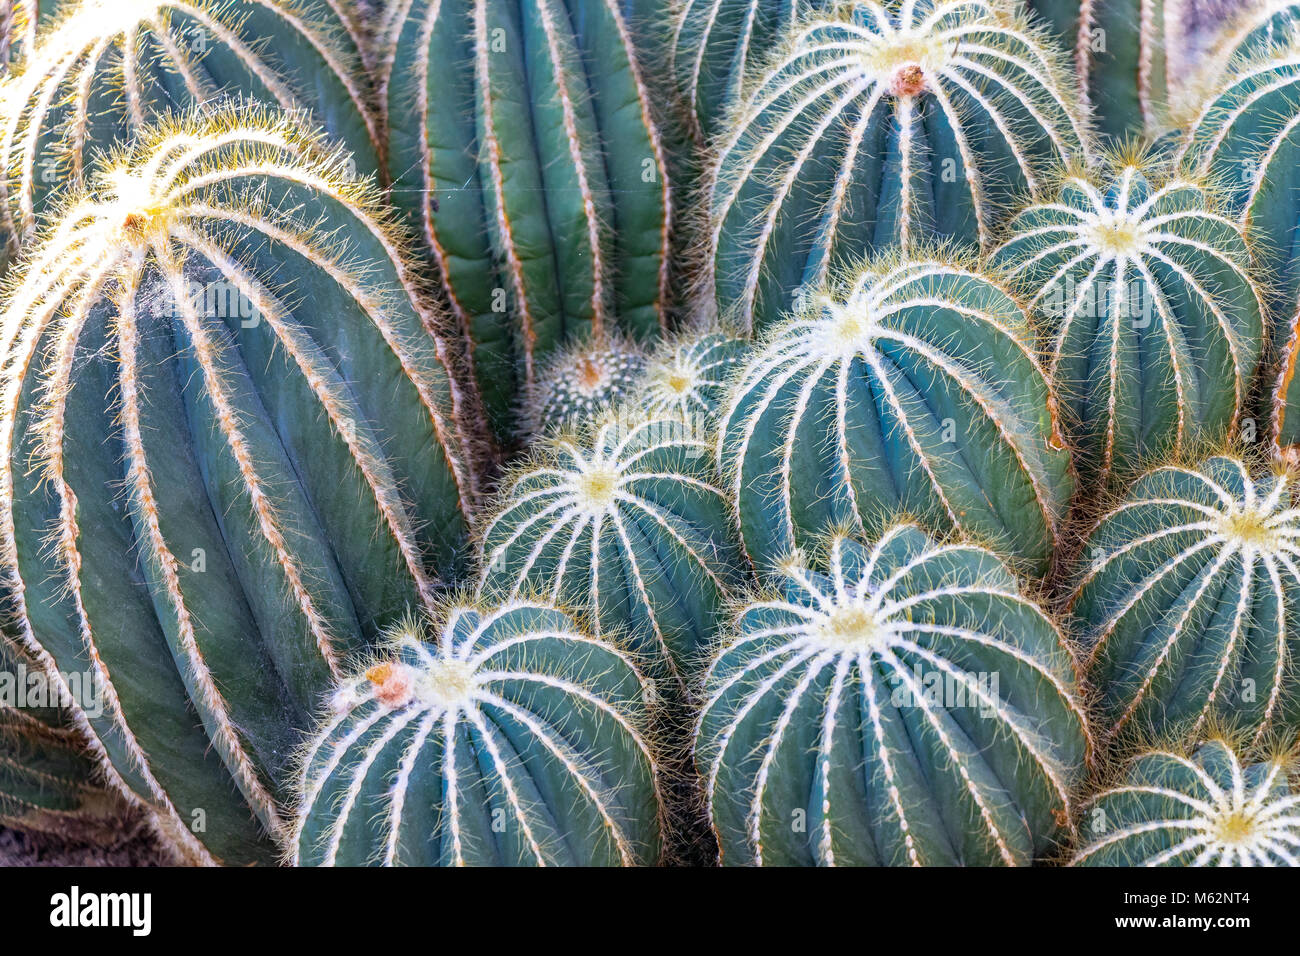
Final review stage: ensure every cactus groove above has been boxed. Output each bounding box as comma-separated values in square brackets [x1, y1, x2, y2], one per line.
[0, 0, 381, 258]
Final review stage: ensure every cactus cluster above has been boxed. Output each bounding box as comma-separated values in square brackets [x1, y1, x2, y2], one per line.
[5, 0, 1300, 872]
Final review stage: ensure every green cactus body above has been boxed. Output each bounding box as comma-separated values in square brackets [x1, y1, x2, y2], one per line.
[1199, 0, 1300, 85]
[697, 527, 1089, 866]
[719, 257, 1072, 577]
[0, 640, 126, 840]
[1073, 738, 1300, 866]
[292, 601, 662, 866]
[0, 0, 380, 258]
[1024, 0, 1177, 139]
[525, 336, 648, 438]
[382, 0, 671, 437]
[1178, 27, 1300, 451]
[0, 0, 55, 69]
[639, 329, 749, 425]
[710, 0, 1085, 333]
[670, 0, 829, 140]
[479, 413, 746, 689]
[0, 108, 481, 865]
[1072, 455, 1300, 744]
[991, 158, 1262, 491]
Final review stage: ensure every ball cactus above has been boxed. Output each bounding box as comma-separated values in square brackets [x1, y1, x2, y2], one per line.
[1072, 455, 1300, 744]
[637, 327, 749, 425]
[669, 0, 829, 140]
[0, 107, 482, 865]
[524, 335, 647, 439]
[719, 255, 1073, 577]
[479, 411, 747, 690]
[380, 0, 672, 437]
[990, 152, 1263, 491]
[292, 600, 663, 866]
[710, 0, 1087, 333]
[1073, 737, 1300, 866]
[696, 526, 1090, 866]
[0, 0, 381, 259]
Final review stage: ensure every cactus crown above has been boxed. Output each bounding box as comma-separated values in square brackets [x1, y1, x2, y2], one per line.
[292, 599, 663, 867]
[523, 335, 648, 439]
[637, 328, 748, 426]
[1073, 737, 1300, 866]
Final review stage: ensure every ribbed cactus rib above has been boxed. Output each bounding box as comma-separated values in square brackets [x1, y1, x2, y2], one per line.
[0, 109, 480, 866]
[1024, 0, 1176, 139]
[991, 159, 1262, 491]
[479, 413, 746, 689]
[293, 601, 662, 866]
[1200, 0, 1300, 82]
[1072, 456, 1300, 744]
[710, 0, 1086, 333]
[696, 527, 1089, 866]
[1073, 739, 1300, 866]
[719, 257, 1072, 577]
[670, 0, 830, 139]
[382, 0, 672, 435]
[0, 0, 380, 257]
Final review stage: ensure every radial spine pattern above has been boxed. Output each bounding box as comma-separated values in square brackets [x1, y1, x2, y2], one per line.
[479, 412, 746, 689]
[1072, 455, 1300, 744]
[710, 0, 1087, 332]
[637, 328, 749, 426]
[381, 0, 672, 436]
[292, 601, 663, 866]
[1072, 738, 1300, 866]
[0, 0, 380, 257]
[991, 156, 1263, 491]
[696, 527, 1090, 866]
[0, 107, 481, 865]
[719, 256, 1073, 577]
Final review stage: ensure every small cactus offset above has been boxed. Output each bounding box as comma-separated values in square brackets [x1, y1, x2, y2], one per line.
[381, 0, 672, 437]
[479, 411, 747, 690]
[696, 526, 1090, 866]
[0, 0, 381, 258]
[0, 107, 482, 865]
[719, 255, 1073, 577]
[669, 0, 830, 140]
[1071, 455, 1300, 744]
[710, 0, 1087, 332]
[991, 152, 1263, 491]
[1072, 737, 1300, 866]
[637, 328, 749, 426]
[292, 601, 663, 866]
[524, 335, 648, 439]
